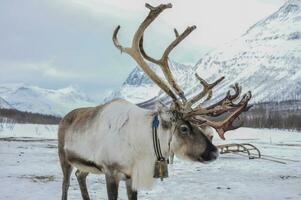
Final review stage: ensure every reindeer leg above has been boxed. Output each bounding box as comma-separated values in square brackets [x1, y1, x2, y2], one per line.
[59, 152, 73, 200]
[75, 170, 90, 200]
[105, 174, 119, 200]
[126, 179, 137, 200]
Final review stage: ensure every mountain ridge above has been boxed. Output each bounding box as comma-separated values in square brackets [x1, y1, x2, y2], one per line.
[105, 60, 197, 103]
[0, 83, 97, 116]
[193, 0, 301, 103]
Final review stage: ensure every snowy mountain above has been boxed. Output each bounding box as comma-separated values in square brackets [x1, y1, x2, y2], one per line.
[0, 97, 12, 109]
[107, 0, 301, 106]
[194, 0, 301, 103]
[0, 83, 97, 116]
[106, 60, 197, 104]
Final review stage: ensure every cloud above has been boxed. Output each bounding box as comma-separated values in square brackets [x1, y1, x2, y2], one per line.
[60, 0, 281, 47]
[26, 63, 68, 78]
[0, 0, 284, 98]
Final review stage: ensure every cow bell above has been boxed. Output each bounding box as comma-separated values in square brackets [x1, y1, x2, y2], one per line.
[153, 159, 168, 181]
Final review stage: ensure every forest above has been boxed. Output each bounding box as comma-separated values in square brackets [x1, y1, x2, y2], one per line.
[0, 108, 61, 125]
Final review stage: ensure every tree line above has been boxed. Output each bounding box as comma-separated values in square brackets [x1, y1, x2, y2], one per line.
[0, 108, 61, 125]
[240, 101, 301, 131]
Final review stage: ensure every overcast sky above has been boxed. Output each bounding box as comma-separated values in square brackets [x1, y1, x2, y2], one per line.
[0, 0, 285, 100]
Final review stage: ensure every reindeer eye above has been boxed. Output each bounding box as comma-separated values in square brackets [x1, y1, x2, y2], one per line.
[180, 125, 189, 134]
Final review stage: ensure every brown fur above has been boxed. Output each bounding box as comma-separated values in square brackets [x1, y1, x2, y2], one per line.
[58, 106, 102, 174]
[59, 106, 99, 133]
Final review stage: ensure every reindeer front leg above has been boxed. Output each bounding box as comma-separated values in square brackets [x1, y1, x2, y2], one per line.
[105, 174, 120, 200]
[126, 179, 138, 200]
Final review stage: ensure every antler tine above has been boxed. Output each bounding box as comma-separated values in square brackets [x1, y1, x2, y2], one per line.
[186, 74, 225, 107]
[206, 82, 241, 110]
[195, 74, 225, 90]
[162, 26, 196, 60]
[228, 83, 241, 101]
[145, 3, 172, 11]
[113, 26, 131, 54]
[191, 87, 250, 117]
[191, 91, 251, 140]
[145, 3, 156, 10]
[174, 28, 179, 37]
[132, 3, 172, 48]
[190, 83, 244, 118]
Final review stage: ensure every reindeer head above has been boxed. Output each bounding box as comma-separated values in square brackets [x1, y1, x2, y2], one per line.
[170, 116, 219, 162]
[113, 3, 252, 163]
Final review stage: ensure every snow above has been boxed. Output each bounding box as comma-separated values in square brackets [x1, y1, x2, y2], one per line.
[111, 84, 161, 104]
[0, 125, 300, 200]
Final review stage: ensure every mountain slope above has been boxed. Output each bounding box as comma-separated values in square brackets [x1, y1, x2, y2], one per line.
[107, 1, 301, 106]
[106, 61, 197, 103]
[0, 84, 96, 116]
[194, 0, 301, 103]
[0, 97, 12, 109]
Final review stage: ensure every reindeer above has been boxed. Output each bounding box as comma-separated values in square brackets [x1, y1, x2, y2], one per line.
[58, 3, 251, 200]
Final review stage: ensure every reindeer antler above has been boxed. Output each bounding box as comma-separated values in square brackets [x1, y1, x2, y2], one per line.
[185, 89, 252, 140]
[113, 3, 252, 140]
[139, 25, 196, 103]
[185, 74, 225, 108]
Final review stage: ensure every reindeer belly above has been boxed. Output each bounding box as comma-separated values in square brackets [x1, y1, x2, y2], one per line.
[65, 147, 131, 180]
[69, 159, 104, 174]
[64, 128, 133, 179]
[67, 152, 131, 181]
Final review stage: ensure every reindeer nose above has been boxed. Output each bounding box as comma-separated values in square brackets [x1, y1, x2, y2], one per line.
[201, 145, 219, 162]
[202, 150, 219, 161]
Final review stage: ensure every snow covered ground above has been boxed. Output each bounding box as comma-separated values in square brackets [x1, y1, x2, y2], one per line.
[0, 125, 300, 200]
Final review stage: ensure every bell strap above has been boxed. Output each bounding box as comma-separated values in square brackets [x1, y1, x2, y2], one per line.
[152, 114, 164, 161]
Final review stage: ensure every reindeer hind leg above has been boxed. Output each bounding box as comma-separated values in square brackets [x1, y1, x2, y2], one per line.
[59, 151, 73, 200]
[75, 170, 90, 200]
